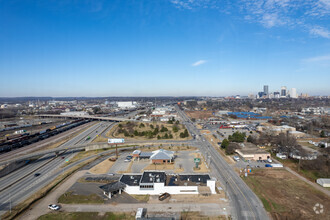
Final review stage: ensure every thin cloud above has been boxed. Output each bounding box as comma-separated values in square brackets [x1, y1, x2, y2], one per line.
[309, 26, 330, 39]
[303, 55, 330, 62]
[192, 60, 207, 66]
[169, 0, 330, 39]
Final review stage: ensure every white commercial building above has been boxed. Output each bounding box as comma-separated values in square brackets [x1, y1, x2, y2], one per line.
[119, 171, 216, 195]
[117, 101, 136, 109]
[290, 88, 298, 98]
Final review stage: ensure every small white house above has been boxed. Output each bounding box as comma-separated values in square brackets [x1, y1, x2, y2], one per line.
[316, 178, 330, 187]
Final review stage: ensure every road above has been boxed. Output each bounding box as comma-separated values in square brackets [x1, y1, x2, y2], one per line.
[175, 105, 269, 220]
[0, 121, 112, 217]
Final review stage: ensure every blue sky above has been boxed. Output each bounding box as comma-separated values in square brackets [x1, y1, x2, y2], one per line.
[0, 0, 329, 97]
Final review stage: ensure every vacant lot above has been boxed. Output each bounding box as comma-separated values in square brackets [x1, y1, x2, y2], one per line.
[89, 158, 115, 174]
[38, 212, 134, 220]
[107, 122, 190, 140]
[185, 111, 215, 120]
[244, 169, 329, 220]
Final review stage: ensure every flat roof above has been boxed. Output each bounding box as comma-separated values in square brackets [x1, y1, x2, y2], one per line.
[120, 174, 142, 186]
[236, 148, 270, 155]
[166, 174, 211, 186]
[140, 171, 166, 184]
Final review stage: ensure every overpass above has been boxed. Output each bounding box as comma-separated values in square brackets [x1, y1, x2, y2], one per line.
[37, 114, 134, 122]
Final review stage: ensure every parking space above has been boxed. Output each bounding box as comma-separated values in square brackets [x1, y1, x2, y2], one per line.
[131, 159, 150, 173]
[232, 158, 270, 169]
[174, 150, 196, 173]
[108, 152, 131, 173]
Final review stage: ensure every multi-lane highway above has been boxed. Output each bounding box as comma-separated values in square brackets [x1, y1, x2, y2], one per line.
[0, 121, 113, 216]
[175, 105, 269, 220]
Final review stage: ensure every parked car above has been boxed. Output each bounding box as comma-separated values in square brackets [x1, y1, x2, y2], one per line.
[48, 204, 60, 211]
[126, 155, 133, 159]
[124, 159, 131, 162]
[233, 156, 240, 161]
[267, 158, 273, 163]
[34, 173, 41, 177]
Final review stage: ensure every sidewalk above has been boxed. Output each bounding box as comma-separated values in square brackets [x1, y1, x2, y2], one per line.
[62, 202, 228, 216]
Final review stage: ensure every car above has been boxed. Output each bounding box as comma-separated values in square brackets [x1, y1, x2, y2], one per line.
[267, 158, 273, 163]
[61, 156, 65, 159]
[107, 173, 115, 176]
[48, 204, 60, 211]
[126, 155, 132, 159]
[34, 173, 41, 177]
[124, 159, 131, 162]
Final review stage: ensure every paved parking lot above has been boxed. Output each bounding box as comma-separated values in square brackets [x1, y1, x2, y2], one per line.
[108, 152, 131, 173]
[232, 158, 270, 169]
[174, 150, 196, 173]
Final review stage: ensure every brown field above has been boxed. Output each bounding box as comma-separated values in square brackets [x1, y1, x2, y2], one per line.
[185, 110, 215, 120]
[244, 169, 329, 220]
[89, 158, 115, 174]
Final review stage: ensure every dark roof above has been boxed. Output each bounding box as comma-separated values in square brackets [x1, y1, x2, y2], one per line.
[99, 181, 126, 193]
[139, 152, 153, 158]
[141, 171, 166, 184]
[179, 174, 210, 184]
[120, 174, 142, 186]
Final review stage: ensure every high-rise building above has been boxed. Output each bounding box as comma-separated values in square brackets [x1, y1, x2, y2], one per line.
[290, 88, 297, 98]
[281, 86, 287, 97]
[263, 85, 269, 95]
[274, 92, 280, 98]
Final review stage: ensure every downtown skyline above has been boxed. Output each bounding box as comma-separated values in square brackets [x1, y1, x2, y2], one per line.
[1, 0, 330, 97]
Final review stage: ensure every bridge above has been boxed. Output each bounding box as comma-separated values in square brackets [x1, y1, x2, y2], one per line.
[37, 114, 134, 122]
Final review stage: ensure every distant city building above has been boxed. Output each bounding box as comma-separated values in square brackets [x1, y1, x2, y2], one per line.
[263, 85, 269, 95]
[117, 101, 136, 109]
[290, 88, 297, 98]
[274, 92, 280, 98]
[281, 86, 287, 97]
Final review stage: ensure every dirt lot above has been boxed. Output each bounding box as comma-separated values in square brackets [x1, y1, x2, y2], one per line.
[185, 111, 215, 120]
[244, 169, 330, 220]
[89, 158, 115, 174]
[107, 122, 190, 141]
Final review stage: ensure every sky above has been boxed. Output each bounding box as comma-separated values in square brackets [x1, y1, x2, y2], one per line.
[0, 0, 329, 97]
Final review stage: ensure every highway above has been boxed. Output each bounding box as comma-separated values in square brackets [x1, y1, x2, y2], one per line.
[0, 121, 112, 216]
[175, 105, 269, 220]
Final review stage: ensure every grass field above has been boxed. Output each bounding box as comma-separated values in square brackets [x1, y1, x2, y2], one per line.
[38, 212, 134, 220]
[58, 191, 104, 204]
[243, 169, 329, 219]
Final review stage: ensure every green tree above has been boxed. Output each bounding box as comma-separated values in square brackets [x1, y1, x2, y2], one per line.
[320, 130, 326, 137]
[134, 130, 139, 136]
[161, 127, 168, 132]
[157, 135, 161, 140]
[169, 134, 173, 139]
[183, 129, 189, 137]
[221, 139, 229, 149]
[139, 123, 145, 128]
[164, 133, 169, 139]
[118, 124, 123, 128]
[179, 132, 185, 138]
[175, 120, 180, 124]
[150, 124, 154, 129]
[247, 135, 253, 143]
[172, 125, 179, 133]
